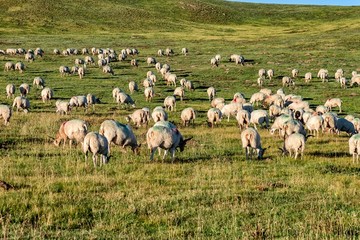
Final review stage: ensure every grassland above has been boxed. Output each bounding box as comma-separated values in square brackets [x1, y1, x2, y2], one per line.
[1, 0, 360, 238]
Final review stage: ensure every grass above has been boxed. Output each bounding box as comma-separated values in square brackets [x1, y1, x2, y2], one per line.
[1, 0, 360, 238]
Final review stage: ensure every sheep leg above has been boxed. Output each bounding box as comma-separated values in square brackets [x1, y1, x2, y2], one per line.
[162, 150, 168, 161]
[93, 154, 97, 167]
[244, 147, 249, 160]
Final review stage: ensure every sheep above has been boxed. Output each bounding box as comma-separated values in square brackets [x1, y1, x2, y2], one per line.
[15, 62, 25, 73]
[55, 100, 70, 115]
[267, 69, 274, 80]
[147, 57, 156, 65]
[210, 57, 219, 67]
[181, 107, 196, 126]
[33, 77, 45, 89]
[19, 83, 30, 97]
[336, 118, 356, 136]
[229, 54, 244, 65]
[116, 92, 136, 108]
[59, 66, 70, 76]
[258, 69, 266, 78]
[322, 112, 337, 133]
[349, 134, 360, 163]
[257, 77, 264, 88]
[143, 78, 154, 88]
[269, 104, 282, 119]
[270, 114, 293, 136]
[250, 109, 269, 130]
[24, 52, 35, 62]
[165, 48, 174, 56]
[352, 118, 360, 133]
[236, 109, 250, 131]
[81, 48, 89, 55]
[155, 62, 162, 72]
[164, 96, 176, 111]
[317, 69, 329, 82]
[157, 49, 164, 56]
[112, 87, 123, 102]
[181, 48, 188, 56]
[207, 108, 222, 128]
[291, 69, 299, 78]
[280, 133, 307, 159]
[221, 103, 242, 122]
[6, 48, 17, 55]
[304, 72, 312, 83]
[211, 98, 225, 108]
[241, 127, 266, 160]
[6, 84, 15, 99]
[69, 95, 88, 111]
[232, 93, 246, 104]
[54, 119, 88, 148]
[207, 87, 216, 101]
[282, 76, 294, 87]
[350, 76, 360, 87]
[215, 54, 221, 62]
[86, 93, 99, 111]
[41, 87, 54, 103]
[83, 132, 110, 167]
[242, 103, 254, 114]
[146, 123, 192, 161]
[4, 62, 15, 71]
[102, 65, 114, 75]
[126, 109, 149, 128]
[12, 96, 29, 113]
[279, 119, 306, 138]
[165, 73, 177, 87]
[324, 98, 342, 113]
[99, 120, 140, 154]
[34, 48, 44, 57]
[339, 77, 347, 88]
[71, 66, 79, 74]
[78, 67, 85, 79]
[84, 56, 95, 65]
[144, 87, 155, 102]
[97, 59, 107, 68]
[174, 87, 185, 101]
[250, 92, 266, 106]
[75, 58, 84, 65]
[185, 80, 194, 91]
[316, 105, 328, 115]
[0, 105, 12, 125]
[148, 73, 157, 84]
[129, 81, 138, 94]
[152, 106, 168, 122]
[306, 115, 324, 137]
[335, 68, 344, 82]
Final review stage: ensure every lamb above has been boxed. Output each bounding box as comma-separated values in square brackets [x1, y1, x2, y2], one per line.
[4, 62, 15, 71]
[126, 109, 149, 128]
[304, 72, 312, 83]
[0, 105, 12, 125]
[15, 62, 25, 73]
[6, 84, 15, 99]
[207, 108, 222, 128]
[324, 98, 342, 113]
[221, 103, 242, 122]
[146, 123, 192, 161]
[129, 81, 138, 94]
[174, 87, 185, 101]
[236, 109, 250, 131]
[164, 96, 176, 111]
[59, 66, 70, 76]
[291, 69, 299, 78]
[54, 119, 88, 148]
[349, 134, 360, 163]
[336, 118, 356, 136]
[41, 87, 54, 103]
[152, 106, 168, 122]
[19, 83, 30, 97]
[240, 127, 266, 160]
[69, 96, 88, 111]
[116, 92, 136, 108]
[55, 100, 70, 115]
[267, 69, 274, 80]
[250, 109, 269, 130]
[144, 87, 155, 102]
[181, 107, 196, 126]
[207, 87, 216, 101]
[306, 115, 324, 137]
[99, 120, 140, 154]
[33, 77, 45, 89]
[280, 133, 307, 159]
[83, 132, 110, 167]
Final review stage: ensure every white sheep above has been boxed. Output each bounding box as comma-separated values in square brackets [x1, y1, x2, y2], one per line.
[157, 49, 164, 56]
[210, 57, 219, 67]
[349, 134, 360, 163]
[258, 69, 266, 78]
[84, 56, 95, 65]
[129, 81, 138, 94]
[112, 87, 123, 102]
[83, 132, 110, 167]
[317, 69, 329, 82]
[24, 52, 35, 62]
[99, 120, 140, 154]
[69, 96, 88, 111]
[55, 100, 70, 115]
[4, 62, 15, 71]
[270, 114, 293, 136]
[334, 69, 344, 82]
[152, 106, 168, 122]
[280, 119, 306, 138]
[306, 115, 324, 137]
[282, 76, 294, 87]
[165, 48, 174, 56]
[315, 105, 328, 115]
[236, 109, 250, 131]
[6, 84, 15, 99]
[41, 87, 54, 103]
[126, 109, 149, 128]
[221, 103, 242, 122]
[165, 73, 177, 87]
[241, 127, 266, 160]
[147, 57, 156, 65]
[116, 92, 136, 108]
[267, 69, 274, 80]
[59, 66, 70, 76]
[78, 67, 85, 79]
[181, 48, 188, 56]
[181, 107, 196, 126]
[324, 98, 342, 113]
[155, 62, 162, 72]
[0, 105, 12, 125]
[350, 76, 360, 87]
[102, 65, 114, 75]
[207, 108, 222, 128]
[143, 78, 154, 88]
[211, 98, 225, 108]
[322, 112, 337, 133]
[185, 80, 194, 91]
[144, 87, 155, 102]
[304, 72, 312, 83]
[207, 87, 216, 101]
[269, 104, 282, 119]
[339, 77, 347, 88]
[257, 77, 264, 88]
[291, 69, 299, 78]
[280, 133, 307, 159]
[33, 77, 45, 89]
[174, 87, 185, 101]
[86, 93, 99, 111]
[54, 119, 88, 148]
[250, 109, 269, 130]
[12, 96, 29, 113]
[164, 96, 176, 111]
[15, 62, 25, 73]
[250, 92, 266, 106]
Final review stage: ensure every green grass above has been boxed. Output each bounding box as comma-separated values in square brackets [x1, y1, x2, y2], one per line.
[1, 0, 360, 238]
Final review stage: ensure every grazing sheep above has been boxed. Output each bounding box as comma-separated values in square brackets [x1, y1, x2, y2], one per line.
[315, 105, 328, 115]
[349, 134, 360, 163]
[221, 103, 242, 122]
[130, 59, 138, 67]
[207, 87, 216, 101]
[15, 62, 25, 73]
[207, 108, 222, 128]
[24, 52, 35, 62]
[185, 80, 194, 91]
[54, 119, 88, 148]
[146, 123, 192, 161]
[282, 76, 294, 87]
[126, 109, 149, 128]
[306, 115, 324, 137]
[336, 118, 356, 136]
[116, 92, 136, 108]
[86, 93, 99, 111]
[269, 104, 282, 119]
[211, 98, 225, 108]
[181, 48, 188, 56]
[78, 67, 85, 79]
[304, 72, 312, 83]
[350, 76, 360, 87]
[75, 58, 84, 65]
[6, 84, 15, 99]
[291, 69, 299, 78]
[69, 96, 88, 111]
[129, 81, 138, 94]
[174, 87, 185, 101]
[99, 120, 140, 154]
[236, 109, 250, 131]
[270, 114, 293, 136]
[210, 57, 219, 67]
[324, 98, 342, 113]
[280, 119, 306, 138]
[0, 105, 12, 125]
[155, 62, 162, 72]
[250, 109, 269, 130]
[55, 100, 71, 115]
[112, 87, 123, 102]
[19, 83, 30, 97]
[144, 87, 155, 102]
[41, 87, 54, 103]
[165, 48, 174, 56]
[339, 77, 347, 88]
[322, 112, 337, 133]
[229, 54, 244, 65]
[250, 92, 266, 106]
[4, 62, 15, 71]
[267, 69, 274, 80]
[335, 69, 344, 82]
[33, 77, 45, 89]
[143, 78, 154, 88]
[241, 127, 266, 160]
[53, 49, 60, 55]
[258, 69, 266, 78]
[59, 66, 70, 76]
[280, 133, 307, 159]
[71, 66, 79, 74]
[257, 77, 264, 88]
[165, 73, 177, 87]
[317, 69, 329, 82]
[83, 132, 110, 167]
[84, 56, 95, 65]
[181, 107, 196, 126]
[157, 49, 164, 56]
[102, 65, 114, 75]
[215, 54, 221, 62]
[164, 96, 176, 111]
[147, 57, 156, 65]
[152, 106, 168, 122]
[232, 93, 246, 104]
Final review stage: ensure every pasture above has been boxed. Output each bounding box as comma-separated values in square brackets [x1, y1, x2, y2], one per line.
[1, 0, 360, 238]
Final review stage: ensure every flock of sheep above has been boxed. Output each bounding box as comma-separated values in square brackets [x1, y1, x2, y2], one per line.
[1, 46, 360, 166]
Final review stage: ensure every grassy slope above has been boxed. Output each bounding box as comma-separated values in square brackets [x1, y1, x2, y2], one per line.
[1, 0, 360, 238]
